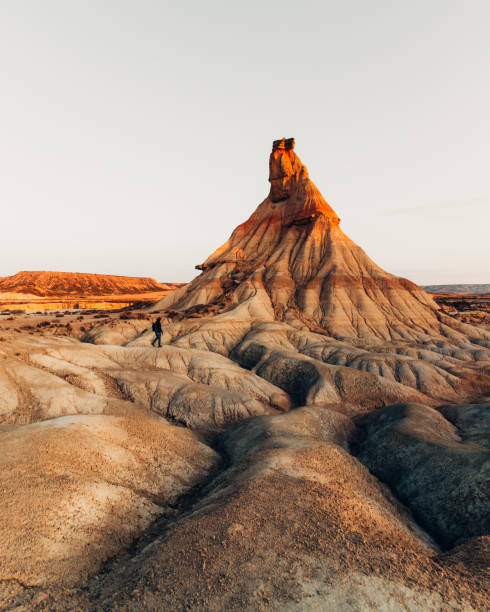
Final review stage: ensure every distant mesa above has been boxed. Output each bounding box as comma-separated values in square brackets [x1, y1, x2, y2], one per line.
[0, 271, 175, 297]
[0, 271, 183, 311]
[422, 284, 490, 295]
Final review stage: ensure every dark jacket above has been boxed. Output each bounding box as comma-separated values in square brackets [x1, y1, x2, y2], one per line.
[152, 320, 162, 334]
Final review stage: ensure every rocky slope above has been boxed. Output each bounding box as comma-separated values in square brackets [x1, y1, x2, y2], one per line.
[0, 139, 489, 610]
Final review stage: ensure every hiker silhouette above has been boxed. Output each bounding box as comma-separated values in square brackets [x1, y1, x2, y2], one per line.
[151, 317, 162, 347]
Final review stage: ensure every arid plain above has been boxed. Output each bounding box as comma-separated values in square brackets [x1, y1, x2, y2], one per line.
[0, 139, 489, 610]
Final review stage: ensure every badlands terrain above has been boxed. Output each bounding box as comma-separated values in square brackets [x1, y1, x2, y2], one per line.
[430, 293, 490, 329]
[0, 138, 489, 611]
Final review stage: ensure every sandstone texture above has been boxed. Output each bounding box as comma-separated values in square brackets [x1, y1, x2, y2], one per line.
[0, 139, 488, 610]
[5, 407, 487, 610]
[0, 414, 219, 587]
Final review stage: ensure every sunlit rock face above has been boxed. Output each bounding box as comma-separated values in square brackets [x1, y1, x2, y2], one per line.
[152, 139, 482, 345]
[0, 271, 175, 296]
[269, 137, 310, 202]
[0, 271, 182, 311]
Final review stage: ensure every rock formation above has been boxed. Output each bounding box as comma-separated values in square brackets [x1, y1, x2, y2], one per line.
[354, 402, 490, 547]
[153, 138, 446, 342]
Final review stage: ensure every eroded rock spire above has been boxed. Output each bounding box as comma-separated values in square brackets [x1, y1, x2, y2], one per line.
[269, 137, 307, 202]
[151, 139, 475, 345]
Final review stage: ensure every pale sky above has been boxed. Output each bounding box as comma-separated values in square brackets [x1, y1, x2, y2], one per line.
[1, 0, 489, 285]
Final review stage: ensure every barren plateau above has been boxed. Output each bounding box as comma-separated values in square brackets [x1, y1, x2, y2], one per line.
[0, 271, 183, 311]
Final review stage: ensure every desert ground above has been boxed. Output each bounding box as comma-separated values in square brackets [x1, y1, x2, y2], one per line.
[430, 293, 490, 329]
[0, 139, 489, 611]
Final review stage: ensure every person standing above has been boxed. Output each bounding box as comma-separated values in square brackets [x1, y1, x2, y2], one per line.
[151, 317, 163, 347]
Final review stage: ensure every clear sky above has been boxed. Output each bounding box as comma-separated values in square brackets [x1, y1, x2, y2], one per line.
[1, 0, 489, 285]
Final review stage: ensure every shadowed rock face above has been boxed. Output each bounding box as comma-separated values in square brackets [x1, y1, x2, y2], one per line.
[354, 402, 490, 548]
[1, 140, 489, 609]
[439, 401, 490, 448]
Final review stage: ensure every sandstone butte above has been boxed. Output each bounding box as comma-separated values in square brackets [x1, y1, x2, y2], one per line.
[0, 139, 489, 611]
